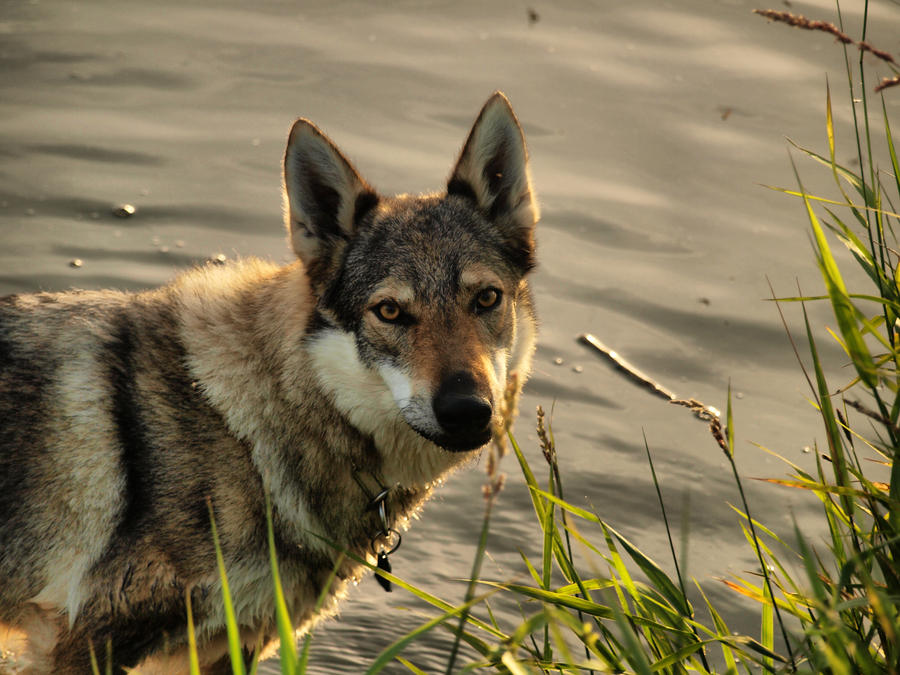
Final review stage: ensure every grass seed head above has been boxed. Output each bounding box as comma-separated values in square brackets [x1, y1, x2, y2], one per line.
[536, 405, 556, 467]
[754, 8, 898, 74]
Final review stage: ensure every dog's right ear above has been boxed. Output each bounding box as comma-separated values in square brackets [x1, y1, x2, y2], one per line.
[283, 119, 378, 278]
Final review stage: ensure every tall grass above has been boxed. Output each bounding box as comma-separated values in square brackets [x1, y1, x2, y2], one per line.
[180, 3, 900, 673]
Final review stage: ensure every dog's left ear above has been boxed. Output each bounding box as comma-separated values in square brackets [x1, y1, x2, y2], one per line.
[283, 119, 379, 280]
[448, 92, 539, 271]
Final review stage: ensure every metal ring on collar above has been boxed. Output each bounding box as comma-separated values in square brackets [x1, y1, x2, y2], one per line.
[367, 487, 391, 509]
[371, 528, 402, 556]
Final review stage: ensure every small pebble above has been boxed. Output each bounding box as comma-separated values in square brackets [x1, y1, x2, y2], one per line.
[211, 253, 227, 265]
[175, 240, 185, 248]
[69, 258, 83, 268]
[25, 208, 35, 216]
[699, 297, 710, 306]
[735, 392, 744, 399]
[553, 357, 564, 366]
[151, 235, 161, 245]
[113, 203, 136, 218]
[159, 246, 170, 253]
[802, 446, 812, 454]
[251, 138, 261, 147]
[572, 365, 584, 373]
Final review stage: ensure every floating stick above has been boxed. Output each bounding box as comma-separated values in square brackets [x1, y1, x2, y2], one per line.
[578, 333, 720, 420]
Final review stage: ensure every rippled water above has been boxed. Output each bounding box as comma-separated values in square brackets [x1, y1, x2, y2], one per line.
[2, 0, 899, 671]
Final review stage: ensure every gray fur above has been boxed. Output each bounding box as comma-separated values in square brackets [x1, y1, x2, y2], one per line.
[0, 92, 538, 674]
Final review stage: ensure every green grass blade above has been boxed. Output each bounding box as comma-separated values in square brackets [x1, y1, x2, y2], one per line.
[265, 497, 297, 675]
[541, 476, 554, 592]
[88, 642, 101, 675]
[760, 579, 774, 673]
[480, 582, 613, 620]
[517, 549, 543, 587]
[695, 581, 741, 672]
[208, 501, 246, 675]
[364, 592, 492, 675]
[610, 602, 653, 675]
[313, 536, 507, 639]
[298, 634, 312, 674]
[884, 97, 900, 206]
[649, 637, 730, 671]
[395, 656, 428, 674]
[527, 486, 601, 524]
[510, 433, 546, 523]
[605, 523, 691, 617]
[761, 185, 900, 218]
[787, 138, 876, 205]
[247, 643, 261, 675]
[185, 590, 202, 675]
[801, 303, 855, 520]
[795, 161, 878, 388]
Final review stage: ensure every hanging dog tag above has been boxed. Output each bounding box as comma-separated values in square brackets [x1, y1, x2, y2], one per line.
[375, 551, 392, 592]
[371, 529, 400, 593]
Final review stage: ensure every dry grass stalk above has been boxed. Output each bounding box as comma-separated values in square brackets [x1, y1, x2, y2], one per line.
[754, 9, 898, 69]
[536, 404, 556, 467]
[485, 373, 519, 499]
[844, 398, 900, 436]
[709, 416, 730, 457]
[670, 397, 720, 422]
[876, 75, 900, 93]
[670, 398, 729, 455]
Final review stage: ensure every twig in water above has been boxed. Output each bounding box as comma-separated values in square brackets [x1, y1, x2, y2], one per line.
[578, 333, 676, 401]
[578, 333, 721, 421]
[753, 9, 900, 94]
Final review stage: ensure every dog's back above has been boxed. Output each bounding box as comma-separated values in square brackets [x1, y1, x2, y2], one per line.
[0, 259, 422, 672]
[0, 280, 262, 671]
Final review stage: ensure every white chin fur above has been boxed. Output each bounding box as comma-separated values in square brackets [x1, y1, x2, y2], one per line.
[307, 329, 466, 487]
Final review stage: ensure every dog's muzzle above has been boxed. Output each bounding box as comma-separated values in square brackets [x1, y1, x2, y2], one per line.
[431, 371, 493, 452]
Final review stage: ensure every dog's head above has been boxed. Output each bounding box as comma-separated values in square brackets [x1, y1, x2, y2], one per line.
[283, 93, 538, 453]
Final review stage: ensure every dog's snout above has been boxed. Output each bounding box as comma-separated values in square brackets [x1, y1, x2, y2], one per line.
[434, 393, 492, 433]
[433, 371, 493, 437]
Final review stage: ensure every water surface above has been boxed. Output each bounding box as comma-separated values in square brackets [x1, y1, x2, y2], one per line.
[2, 0, 899, 671]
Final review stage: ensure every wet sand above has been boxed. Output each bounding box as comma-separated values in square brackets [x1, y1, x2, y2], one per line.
[2, 0, 900, 671]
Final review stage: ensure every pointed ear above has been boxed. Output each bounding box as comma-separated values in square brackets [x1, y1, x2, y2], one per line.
[447, 92, 539, 270]
[282, 119, 378, 278]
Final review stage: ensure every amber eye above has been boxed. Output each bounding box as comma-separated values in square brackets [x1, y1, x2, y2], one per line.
[375, 301, 402, 323]
[475, 288, 502, 312]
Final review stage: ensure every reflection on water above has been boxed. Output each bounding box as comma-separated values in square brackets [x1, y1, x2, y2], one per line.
[2, 0, 898, 671]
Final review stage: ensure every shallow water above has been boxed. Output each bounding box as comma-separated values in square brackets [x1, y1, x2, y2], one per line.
[2, 0, 900, 671]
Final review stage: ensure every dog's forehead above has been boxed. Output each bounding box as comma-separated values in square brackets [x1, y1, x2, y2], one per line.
[365, 196, 508, 279]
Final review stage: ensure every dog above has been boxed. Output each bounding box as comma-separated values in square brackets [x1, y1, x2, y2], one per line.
[0, 91, 538, 674]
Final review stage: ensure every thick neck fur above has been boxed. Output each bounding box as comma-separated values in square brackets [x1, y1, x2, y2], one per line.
[175, 259, 474, 552]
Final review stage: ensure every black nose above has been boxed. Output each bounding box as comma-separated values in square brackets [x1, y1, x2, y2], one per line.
[433, 372, 493, 437]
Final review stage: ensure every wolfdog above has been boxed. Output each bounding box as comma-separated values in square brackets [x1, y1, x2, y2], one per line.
[0, 92, 538, 674]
